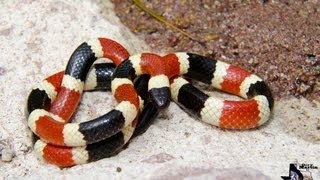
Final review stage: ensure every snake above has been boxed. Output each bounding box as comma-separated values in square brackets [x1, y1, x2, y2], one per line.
[27, 38, 161, 166]
[114, 52, 273, 129]
[26, 38, 274, 167]
[27, 65, 158, 167]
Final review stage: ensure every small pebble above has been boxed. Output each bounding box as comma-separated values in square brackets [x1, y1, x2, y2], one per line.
[1, 148, 14, 162]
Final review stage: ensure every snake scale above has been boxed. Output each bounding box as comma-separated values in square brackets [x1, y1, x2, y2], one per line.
[26, 38, 273, 167]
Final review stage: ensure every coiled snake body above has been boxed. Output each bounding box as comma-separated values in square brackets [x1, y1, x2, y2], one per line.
[27, 38, 273, 167]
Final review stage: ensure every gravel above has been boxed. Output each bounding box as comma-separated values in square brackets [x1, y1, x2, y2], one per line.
[113, 0, 320, 100]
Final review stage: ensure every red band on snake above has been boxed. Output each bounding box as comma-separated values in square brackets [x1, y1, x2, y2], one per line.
[27, 38, 273, 167]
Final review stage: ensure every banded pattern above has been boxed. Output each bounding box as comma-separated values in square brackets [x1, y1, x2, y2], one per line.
[165, 52, 274, 129]
[28, 64, 158, 167]
[112, 53, 172, 109]
[27, 37, 274, 167]
[27, 38, 161, 167]
[110, 52, 273, 129]
[27, 38, 137, 147]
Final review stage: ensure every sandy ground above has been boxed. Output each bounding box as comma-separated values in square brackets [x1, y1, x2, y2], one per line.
[0, 1, 319, 179]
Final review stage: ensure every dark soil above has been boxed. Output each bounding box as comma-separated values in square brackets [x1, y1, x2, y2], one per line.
[112, 0, 320, 100]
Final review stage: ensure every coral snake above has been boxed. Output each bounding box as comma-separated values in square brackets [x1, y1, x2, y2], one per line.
[26, 38, 273, 167]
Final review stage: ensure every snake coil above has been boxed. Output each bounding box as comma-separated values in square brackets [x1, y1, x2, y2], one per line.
[26, 38, 273, 167]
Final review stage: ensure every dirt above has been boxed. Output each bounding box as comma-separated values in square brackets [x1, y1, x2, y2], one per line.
[112, 0, 320, 100]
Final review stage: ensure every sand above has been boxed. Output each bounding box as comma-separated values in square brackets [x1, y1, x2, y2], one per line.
[0, 1, 319, 179]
